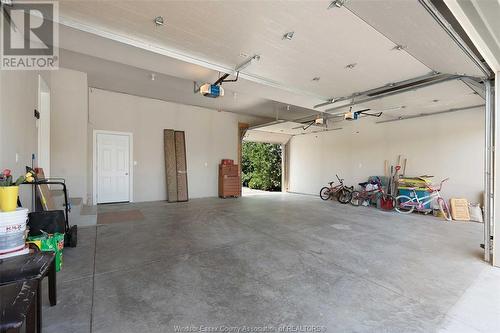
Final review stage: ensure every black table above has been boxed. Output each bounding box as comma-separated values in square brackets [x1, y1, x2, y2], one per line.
[0, 280, 38, 333]
[0, 252, 57, 332]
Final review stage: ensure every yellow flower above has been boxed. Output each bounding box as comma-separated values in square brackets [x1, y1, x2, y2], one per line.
[26, 176, 35, 183]
[25, 172, 33, 178]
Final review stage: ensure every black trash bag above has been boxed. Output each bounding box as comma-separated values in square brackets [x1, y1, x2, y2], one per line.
[65, 225, 78, 248]
[28, 210, 66, 236]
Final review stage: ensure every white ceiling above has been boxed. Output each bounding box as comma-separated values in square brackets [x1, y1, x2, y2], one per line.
[57, 24, 328, 111]
[56, 0, 432, 99]
[244, 121, 341, 144]
[345, 0, 487, 77]
[46, 0, 488, 122]
[251, 79, 484, 137]
[244, 129, 292, 145]
[336, 79, 485, 120]
[252, 121, 330, 136]
[59, 49, 315, 121]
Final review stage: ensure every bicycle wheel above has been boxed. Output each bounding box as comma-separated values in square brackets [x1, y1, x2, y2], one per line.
[320, 187, 331, 200]
[395, 195, 415, 214]
[380, 194, 396, 211]
[350, 191, 361, 206]
[438, 198, 452, 221]
[337, 188, 352, 204]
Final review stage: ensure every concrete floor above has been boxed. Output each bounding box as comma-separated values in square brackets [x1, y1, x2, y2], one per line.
[41, 192, 498, 333]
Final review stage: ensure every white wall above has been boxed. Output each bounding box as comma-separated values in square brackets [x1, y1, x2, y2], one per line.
[0, 70, 50, 210]
[89, 88, 263, 202]
[50, 68, 89, 202]
[289, 108, 485, 203]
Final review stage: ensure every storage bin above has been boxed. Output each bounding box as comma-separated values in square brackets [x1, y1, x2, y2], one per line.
[398, 188, 432, 209]
[398, 177, 432, 188]
[0, 208, 28, 255]
[219, 164, 240, 198]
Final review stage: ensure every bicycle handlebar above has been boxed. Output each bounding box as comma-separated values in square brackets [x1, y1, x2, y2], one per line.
[426, 178, 449, 192]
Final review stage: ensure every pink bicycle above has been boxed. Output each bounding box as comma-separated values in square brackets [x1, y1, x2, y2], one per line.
[395, 178, 452, 221]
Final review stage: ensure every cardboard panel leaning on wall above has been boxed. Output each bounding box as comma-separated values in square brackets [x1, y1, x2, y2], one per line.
[164, 129, 178, 202]
[174, 131, 188, 202]
[288, 108, 484, 203]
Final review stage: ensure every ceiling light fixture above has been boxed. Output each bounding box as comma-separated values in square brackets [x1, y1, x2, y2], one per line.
[328, 0, 346, 9]
[282, 31, 294, 40]
[154, 16, 165, 26]
[235, 54, 261, 72]
[345, 63, 357, 69]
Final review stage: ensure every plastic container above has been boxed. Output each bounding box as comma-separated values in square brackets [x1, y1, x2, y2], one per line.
[0, 207, 28, 219]
[27, 233, 64, 271]
[0, 186, 20, 212]
[398, 188, 432, 209]
[0, 208, 28, 254]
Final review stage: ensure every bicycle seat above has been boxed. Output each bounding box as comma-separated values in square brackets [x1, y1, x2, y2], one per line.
[328, 182, 334, 186]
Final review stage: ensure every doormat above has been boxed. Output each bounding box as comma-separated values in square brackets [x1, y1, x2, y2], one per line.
[97, 209, 145, 225]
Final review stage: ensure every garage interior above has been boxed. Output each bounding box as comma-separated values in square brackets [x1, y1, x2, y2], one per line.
[0, 0, 499, 332]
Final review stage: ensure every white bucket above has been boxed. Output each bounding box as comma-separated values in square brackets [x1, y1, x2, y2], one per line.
[0, 207, 28, 219]
[0, 245, 29, 259]
[0, 208, 28, 254]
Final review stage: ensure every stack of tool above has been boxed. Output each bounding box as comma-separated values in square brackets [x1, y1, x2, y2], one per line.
[384, 155, 407, 195]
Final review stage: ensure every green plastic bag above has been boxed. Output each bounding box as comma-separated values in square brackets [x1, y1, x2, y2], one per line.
[27, 232, 64, 272]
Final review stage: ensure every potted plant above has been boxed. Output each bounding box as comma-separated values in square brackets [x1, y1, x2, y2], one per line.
[0, 169, 34, 212]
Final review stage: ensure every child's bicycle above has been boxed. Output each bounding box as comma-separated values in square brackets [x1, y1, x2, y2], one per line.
[350, 178, 396, 210]
[319, 175, 354, 204]
[395, 178, 452, 221]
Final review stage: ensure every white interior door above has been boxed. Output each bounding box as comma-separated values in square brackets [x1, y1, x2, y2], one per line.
[96, 133, 131, 204]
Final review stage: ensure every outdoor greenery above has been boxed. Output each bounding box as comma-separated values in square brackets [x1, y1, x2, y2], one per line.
[241, 142, 282, 191]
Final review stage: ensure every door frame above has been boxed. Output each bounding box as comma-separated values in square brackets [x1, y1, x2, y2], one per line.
[93, 130, 134, 205]
[37, 75, 50, 176]
[238, 123, 249, 196]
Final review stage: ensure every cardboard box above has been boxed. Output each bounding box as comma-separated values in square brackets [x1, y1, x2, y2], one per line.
[450, 198, 470, 221]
